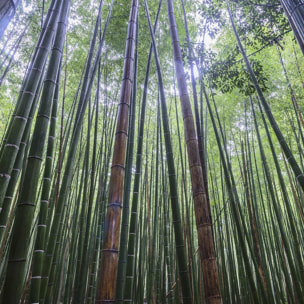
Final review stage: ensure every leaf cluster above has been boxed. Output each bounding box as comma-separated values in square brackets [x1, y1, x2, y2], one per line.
[232, 0, 290, 47]
[201, 48, 268, 96]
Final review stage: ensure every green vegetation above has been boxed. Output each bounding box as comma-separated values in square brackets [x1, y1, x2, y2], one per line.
[0, 0, 304, 303]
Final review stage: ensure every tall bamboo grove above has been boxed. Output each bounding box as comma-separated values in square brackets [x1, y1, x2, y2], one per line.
[0, 0, 303, 303]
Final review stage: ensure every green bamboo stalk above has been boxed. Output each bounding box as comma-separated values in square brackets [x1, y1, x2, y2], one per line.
[277, 46, 304, 159]
[204, 80, 268, 302]
[251, 140, 292, 303]
[251, 108, 298, 301]
[62, 152, 87, 304]
[144, 1, 193, 302]
[28, 66, 61, 304]
[245, 126, 274, 299]
[0, 1, 69, 302]
[46, 111, 91, 303]
[226, 0, 304, 194]
[124, 2, 162, 300]
[72, 123, 92, 301]
[0, 74, 44, 251]
[0, 0, 62, 210]
[39, 2, 110, 301]
[74, 95, 99, 303]
[147, 95, 160, 304]
[252, 98, 304, 299]
[280, 0, 304, 55]
[241, 112, 267, 293]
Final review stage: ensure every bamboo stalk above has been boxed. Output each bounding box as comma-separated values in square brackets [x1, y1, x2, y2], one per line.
[95, 1, 138, 302]
[166, 1, 221, 303]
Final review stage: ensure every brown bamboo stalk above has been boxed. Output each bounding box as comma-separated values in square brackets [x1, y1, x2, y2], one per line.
[166, 1, 221, 303]
[95, 1, 138, 302]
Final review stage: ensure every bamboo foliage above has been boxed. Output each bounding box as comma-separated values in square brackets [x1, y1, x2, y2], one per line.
[226, 0, 304, 194]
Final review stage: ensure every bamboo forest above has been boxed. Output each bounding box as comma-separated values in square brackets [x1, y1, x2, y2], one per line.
[2, 0, 304, 303]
